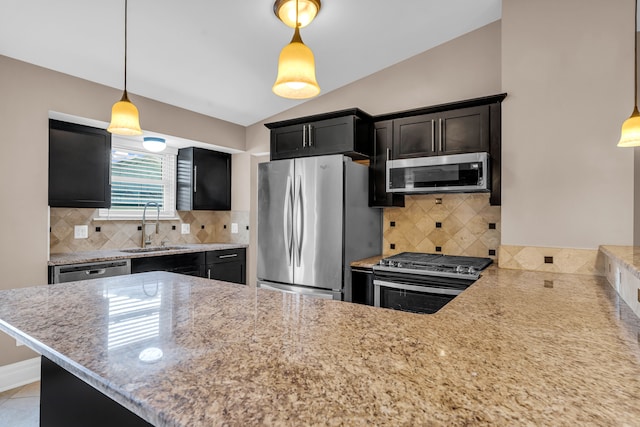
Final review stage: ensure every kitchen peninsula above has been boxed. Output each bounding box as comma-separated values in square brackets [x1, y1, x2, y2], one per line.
[0, 269, 639, 426]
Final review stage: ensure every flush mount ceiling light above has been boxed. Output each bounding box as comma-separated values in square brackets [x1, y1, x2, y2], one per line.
[272, 0, 321, 99]
[107, 0, 142, 136]
[618, 0, 640, 147]
[143, 137, 166, 152]
[273, 0, 321, 28]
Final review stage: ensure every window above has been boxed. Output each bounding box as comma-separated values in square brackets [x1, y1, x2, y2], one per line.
[98, 141, 177, 219]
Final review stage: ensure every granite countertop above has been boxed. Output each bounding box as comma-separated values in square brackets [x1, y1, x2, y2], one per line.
[48, 243, 248, 266]
[600, 245, 640, 279]
[350, 254, 384, 269]
[1, 269, 639, 425]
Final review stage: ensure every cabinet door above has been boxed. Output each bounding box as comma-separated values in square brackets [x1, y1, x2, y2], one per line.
[351, 268, 374, 306]
[438, 105, 490, 155]
[49, 120, 111, 208]
[392, 114, 438, 159]
[130, 252, 205, 275]
[308, 116, 355, 156]
[177, 147, 231, 211]
[369, 121, 404, 208]
[271, 124, 305, 160]
[193, 148, 231, 210]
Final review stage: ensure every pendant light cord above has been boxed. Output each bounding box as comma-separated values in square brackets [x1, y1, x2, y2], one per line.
[635, 0, 638, 108]
[296, 0, 299, 28]
[124, 0, 129, 93]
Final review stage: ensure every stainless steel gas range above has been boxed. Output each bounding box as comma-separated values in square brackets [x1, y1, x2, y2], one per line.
[372, 252, 493, 314]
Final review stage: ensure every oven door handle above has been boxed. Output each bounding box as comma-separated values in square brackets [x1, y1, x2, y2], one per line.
[373, 280, 464, 296]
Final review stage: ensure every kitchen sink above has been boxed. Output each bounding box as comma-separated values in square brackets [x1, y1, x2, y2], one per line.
[121, 246, 186, 253]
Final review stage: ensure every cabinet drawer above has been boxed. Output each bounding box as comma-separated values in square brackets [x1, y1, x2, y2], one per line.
[205, 248, 246, 264]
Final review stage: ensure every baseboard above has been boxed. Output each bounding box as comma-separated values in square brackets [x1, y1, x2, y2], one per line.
[0, 356, 41, 393]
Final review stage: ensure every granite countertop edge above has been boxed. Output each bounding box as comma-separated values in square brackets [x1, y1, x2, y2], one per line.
[599, 245, 640, 280]
[48, 243, 249, 266]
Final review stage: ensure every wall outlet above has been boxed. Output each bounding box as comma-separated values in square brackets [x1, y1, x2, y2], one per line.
[231, 223, 238, 234]
[181, 223, 190, 234]
[74, 225, 88, 239]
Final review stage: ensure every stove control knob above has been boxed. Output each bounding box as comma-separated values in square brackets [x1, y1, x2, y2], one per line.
[378, 259, 386, 266]
[455, 265, 465, 274]
[396, 262, 403, 268]
[468, 267, 477, 275]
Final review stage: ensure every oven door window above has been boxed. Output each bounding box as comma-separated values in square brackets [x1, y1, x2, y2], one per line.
[378, 285, 456, 314]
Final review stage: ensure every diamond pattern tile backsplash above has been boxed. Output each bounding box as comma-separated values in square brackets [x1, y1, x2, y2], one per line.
[383, 193, 500, 259]
[50, 208, 249, 254]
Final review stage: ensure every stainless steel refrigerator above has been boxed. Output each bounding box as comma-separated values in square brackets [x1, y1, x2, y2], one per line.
[257, 155, 382, 301]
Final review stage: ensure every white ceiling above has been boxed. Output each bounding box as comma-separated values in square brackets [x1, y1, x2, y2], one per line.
[0, 0, 502, 127]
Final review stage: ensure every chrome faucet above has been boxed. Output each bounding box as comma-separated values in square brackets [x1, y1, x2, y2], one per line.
[141, 202, 160, 248]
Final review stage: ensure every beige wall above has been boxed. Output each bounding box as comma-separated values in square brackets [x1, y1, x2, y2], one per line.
[501, 0, 634, 249]
[0, 55, 245, 367]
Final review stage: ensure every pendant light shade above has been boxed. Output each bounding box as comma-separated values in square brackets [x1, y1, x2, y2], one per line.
[272, 27, 320, 99]
[618, 107, 640, 147]
[108, 0, 142, 136]
[108, 91, 142, 135]
[143, 136, 166, 152]
[273, 0, 321, 28]
[618, 0, 640, 147]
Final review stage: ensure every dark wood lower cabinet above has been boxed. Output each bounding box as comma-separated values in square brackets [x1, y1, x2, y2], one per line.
[205, 248, 246, 285]
[40, 357, 151, 427]
[351, 268, 374, 306]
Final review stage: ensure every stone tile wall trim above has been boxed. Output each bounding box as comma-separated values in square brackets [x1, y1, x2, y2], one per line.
[499, 245, 604, 276]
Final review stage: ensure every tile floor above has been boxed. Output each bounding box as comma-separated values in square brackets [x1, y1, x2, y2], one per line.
[0, 382, 39, 427]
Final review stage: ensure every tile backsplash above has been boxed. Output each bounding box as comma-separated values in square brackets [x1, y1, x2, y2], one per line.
[383, 193, 500, 259]
[50, 208, 249, 254]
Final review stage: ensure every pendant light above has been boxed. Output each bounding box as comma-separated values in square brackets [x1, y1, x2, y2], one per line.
[272, 0, 321, 99]
[108, 0, 142, 136]
[618, 0, 640, 147]
[273, 0, 321, 28]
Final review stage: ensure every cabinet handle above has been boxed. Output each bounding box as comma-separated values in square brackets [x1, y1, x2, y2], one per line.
[207, 268, 211, 279]
[386, 147, 390, 161]
[302, 124, 307, 148]
[308, 124, 313, 147]
[439, 118, 443, 152]
[218, 254, 238, 259]
[193, 166, 197, 193]
[431, 121, 436, 153]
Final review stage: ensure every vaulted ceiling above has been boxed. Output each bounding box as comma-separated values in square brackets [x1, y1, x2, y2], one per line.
[0, 0, 502, 126]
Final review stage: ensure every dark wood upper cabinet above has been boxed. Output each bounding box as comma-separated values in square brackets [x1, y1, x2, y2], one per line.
[391, 105, 489, 159]
[266, 109, 373, 161]
[48, 119, 111, 208]
[438, 105, 490, 155]
[369, 120, 404, 208]
[177, 147, 231, 211]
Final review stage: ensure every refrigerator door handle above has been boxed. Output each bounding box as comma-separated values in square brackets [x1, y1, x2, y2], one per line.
[283, 175, 293, 266]
[294, 174, 304, 266]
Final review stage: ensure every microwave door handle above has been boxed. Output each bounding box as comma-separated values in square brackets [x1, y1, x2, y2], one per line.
[439, 118, 444, 152]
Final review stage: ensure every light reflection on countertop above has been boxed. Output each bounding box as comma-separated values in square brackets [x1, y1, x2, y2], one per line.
[0, 269, 639, 426]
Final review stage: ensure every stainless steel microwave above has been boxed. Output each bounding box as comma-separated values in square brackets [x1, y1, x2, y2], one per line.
[386, 152, 489, 194]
